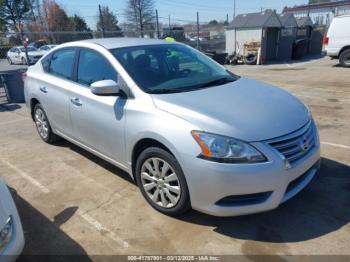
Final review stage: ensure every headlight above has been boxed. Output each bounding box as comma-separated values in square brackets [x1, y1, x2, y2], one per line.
[0, 217, 13, 254]
[191, 131, 267, 163]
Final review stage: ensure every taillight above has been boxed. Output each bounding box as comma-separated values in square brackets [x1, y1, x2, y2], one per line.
[323, 36, 329, 45]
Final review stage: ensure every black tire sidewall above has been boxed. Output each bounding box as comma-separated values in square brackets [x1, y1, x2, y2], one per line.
[33, 104, 57, 144]
[340, 50, 350, 68]
[135, 147, 191, 216]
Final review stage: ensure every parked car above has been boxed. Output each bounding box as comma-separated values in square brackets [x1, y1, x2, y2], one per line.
[38, 45, 58, 53]
[0, 177, 25, 261]
[28, 40, 47, 49]
[7, 46, 43, 65]
[325, 15, 350, 68]
[24, 38, 321, 217]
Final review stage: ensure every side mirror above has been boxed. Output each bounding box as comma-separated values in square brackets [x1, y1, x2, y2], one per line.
[91, 80, 121, 96]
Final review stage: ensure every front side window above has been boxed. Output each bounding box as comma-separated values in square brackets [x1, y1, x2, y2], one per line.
[49, 49, 76, 80]
[77, 49, 118, 87]
[110, 44, 238, 94]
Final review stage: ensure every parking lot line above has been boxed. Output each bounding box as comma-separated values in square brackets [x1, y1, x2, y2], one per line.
[321, 142, 350, 150]
[1, 159, 50, 193]
[76, 209, 129, 249]
[1, 158, 130, 249]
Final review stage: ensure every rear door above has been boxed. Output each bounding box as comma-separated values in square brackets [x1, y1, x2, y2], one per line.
[69, 48, 127, 164]
[36, 48, 77, 137]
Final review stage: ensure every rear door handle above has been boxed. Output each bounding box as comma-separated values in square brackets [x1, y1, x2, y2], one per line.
[70, 97, 83, 107]
[39, 86, 48, 93]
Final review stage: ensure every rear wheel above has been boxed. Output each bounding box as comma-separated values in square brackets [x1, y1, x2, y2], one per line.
[339, 49, 350, 68]
[135, 147, 191, 216]
[33, 104, 59, 144]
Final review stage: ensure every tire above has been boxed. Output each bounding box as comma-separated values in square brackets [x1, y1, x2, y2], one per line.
[244, 53, 258, 65]
[33, 104, 59, 144]
[135, 147, 191, 216]
[7, 57, 13, 65]
[339, 49, 350, 68]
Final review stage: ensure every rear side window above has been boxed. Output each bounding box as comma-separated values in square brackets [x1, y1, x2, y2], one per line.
[49, 49, 76, 80]
[77, 49, 118, 86]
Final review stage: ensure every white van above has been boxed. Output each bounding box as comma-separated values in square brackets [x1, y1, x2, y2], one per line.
[325, 15, 350, 67]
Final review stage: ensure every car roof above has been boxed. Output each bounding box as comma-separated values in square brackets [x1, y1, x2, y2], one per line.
[66, 37, 178, 49]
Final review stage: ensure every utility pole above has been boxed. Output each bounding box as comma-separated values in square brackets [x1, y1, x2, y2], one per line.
[99, 4, 106, 38]
[168, 14, 171, 28]
[196, 12, 200, 50]
[233, 0, 237, 53]
[156, 9, 160, 39]
[233, 0, 236, 20]
[226, 14, 229, 25]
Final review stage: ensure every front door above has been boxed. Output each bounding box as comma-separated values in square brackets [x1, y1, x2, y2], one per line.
[69, 48, 127, 165]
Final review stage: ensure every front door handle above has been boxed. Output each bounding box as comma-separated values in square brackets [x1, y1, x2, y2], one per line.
[39, 86, 48, 93]
[70, 97, 83, 106]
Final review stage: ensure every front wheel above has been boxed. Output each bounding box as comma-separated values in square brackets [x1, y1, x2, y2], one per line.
[135, 147, 191, 216]
[7, 57, 13, 65]
[339, 49, 350, 68]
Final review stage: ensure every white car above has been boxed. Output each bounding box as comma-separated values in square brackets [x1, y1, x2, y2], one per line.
[0, 177, 24, 261]
[325, 15, 350, 67]
[7, 46, 43, 65]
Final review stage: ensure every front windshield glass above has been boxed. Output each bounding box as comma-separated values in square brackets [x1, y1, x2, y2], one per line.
[110, 44, 238, 94]
[20, 47, 37, 52]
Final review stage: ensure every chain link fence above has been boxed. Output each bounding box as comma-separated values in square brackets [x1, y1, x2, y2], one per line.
[0, 29, 226, 63]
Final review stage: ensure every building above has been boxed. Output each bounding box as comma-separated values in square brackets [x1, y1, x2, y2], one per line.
[226, 10, 282, 62]
[284, 0, 350, 26]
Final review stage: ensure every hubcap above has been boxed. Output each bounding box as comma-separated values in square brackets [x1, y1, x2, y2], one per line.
[35, 108, 49, 139]
[141, 158, 181, 208]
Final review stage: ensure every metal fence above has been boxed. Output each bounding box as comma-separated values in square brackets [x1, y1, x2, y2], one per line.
[0, 29, 227, 61]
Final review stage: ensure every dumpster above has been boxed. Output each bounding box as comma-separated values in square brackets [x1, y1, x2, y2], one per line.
[292, 38, 309, 60]
[0, 69, 26, 103]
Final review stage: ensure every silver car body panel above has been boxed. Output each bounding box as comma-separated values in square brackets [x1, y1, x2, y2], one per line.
[0, 177, 25, 260]
[24, 38, 321, 216]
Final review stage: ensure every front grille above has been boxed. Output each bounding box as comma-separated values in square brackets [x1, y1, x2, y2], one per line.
[269, 121, 316, 165]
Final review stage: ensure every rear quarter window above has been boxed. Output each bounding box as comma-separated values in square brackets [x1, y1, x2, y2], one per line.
[49, 49, 76, 80]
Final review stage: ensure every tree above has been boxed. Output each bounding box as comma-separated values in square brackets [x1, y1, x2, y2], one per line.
[208, 20, 219, 26]
[125, 0, 155, 37]
[97, 6, 123, 37]
[39, 0, 72, 43]
[70, 14, 92, 40]
[0, 0, 32, 32]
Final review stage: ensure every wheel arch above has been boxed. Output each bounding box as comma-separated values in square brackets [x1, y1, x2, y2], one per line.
[131, 137, 177, 181]
[340, 46, 350, 56]
[30, 98, 40, 121]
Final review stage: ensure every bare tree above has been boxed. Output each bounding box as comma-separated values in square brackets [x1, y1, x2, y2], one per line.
[125, 0, 155, 38]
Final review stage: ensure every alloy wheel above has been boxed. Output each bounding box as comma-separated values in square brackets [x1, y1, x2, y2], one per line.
[140, 157, 181, 208]
[35, 108, 49, 140]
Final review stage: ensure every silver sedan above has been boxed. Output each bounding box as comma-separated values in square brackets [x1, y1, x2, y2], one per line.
[24, 38, 321, 217]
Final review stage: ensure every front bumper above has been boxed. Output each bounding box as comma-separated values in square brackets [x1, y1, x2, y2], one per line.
[180, 136, 321, 217]
[0, 179, 25, 262]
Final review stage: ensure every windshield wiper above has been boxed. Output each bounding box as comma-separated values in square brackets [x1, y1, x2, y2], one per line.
[198, 77, 235, 88]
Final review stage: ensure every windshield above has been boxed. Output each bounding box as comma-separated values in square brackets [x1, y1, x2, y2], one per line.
[110, 44, 238, 94]
[20, 47, 37, 52]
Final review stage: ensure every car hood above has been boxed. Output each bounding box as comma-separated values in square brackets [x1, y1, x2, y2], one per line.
[152, 77, 310, 142]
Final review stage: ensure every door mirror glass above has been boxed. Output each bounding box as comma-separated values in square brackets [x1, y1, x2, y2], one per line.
[91, 80, 120, 96]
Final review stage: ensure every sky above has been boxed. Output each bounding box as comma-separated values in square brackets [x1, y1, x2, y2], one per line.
[57, 0, 308, 29]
